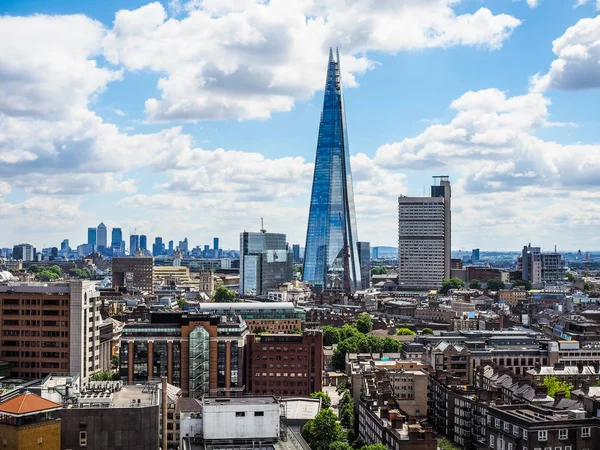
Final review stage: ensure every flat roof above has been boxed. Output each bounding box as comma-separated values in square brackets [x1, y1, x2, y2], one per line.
[203, 396, 278, 405]
[198, 302, 294, 310]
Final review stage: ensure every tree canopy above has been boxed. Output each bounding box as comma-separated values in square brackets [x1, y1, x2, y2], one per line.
[355, 313, 373, 334]
[437, 438, 461, 450]
[213, 286, 238, 302]
[302, 408, 344, 450]
[486, 278, 506, 291]
[69, 268, 91, 279]
[331, 334, 402, 370]
[310, 391, 332, 409]
[440, 277, 464, 294]
[421, 328, 433, 335]
[359, 445, 387, 450]
[329, 443, 352, 450]
[469, 279, 482, 289]
[370, 266, 388, 275]
[36, 270, 59, 282]
[512, 279, 532, 290]
[396, 328, 415, 336]
[322, 326, 342, 346]
[542, 376, 573, 399]
[339, 390, 354, 429]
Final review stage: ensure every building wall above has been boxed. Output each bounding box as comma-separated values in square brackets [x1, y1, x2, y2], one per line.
[202, 400, 280, 441]
[112, 257, 154, 294]
[0, 420, 61, 450]
[245, 319, 302, 333]
[245, 331, 323, 396]
[59, 406, 159, 450]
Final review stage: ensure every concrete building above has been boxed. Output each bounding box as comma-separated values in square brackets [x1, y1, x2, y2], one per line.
[398, 176, 451, 290]
[498, 289, 528, 306]
[522, 244, 542, 285]
[541, 252, 567, 282]
[357, 241, 371, 290]
[198, 270, 214, 296]
[245, 331, 323, 397]
[112, 256, 154, 294]
[119, 312, 248, 397]
[12, 244, 35, 262]
[0, 392, 62, 450]
[240, 231, 293, 296]
[0, 281, 101, 381]
[202, 396, 281, 443]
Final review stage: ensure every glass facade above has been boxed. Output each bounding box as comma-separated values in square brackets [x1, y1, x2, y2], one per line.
[189, 326, 210, 398]
[303, 48, 361, 292]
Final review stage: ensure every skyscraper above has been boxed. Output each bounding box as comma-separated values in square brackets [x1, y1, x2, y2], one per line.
[140, 235, 147, 251]
[213, 237, 219, 251]
[240, 230, 293, 296]
[130, 235, 139, 255]
[96, 222, 107, 248]
[472, 248, 480, 262]
[398, 176, 451, 290]
[303, 48, 361, 293]
[111, 228, 122, 247]
[152, 237, 163, 256]
[357, 242, 371, 290]
[87, 227, 97, 248]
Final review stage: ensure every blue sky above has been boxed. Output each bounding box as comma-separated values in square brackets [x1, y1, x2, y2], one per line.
[1, 0, 600, 252]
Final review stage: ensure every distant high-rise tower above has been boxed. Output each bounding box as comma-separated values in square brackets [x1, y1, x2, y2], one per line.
[87, 228, 97, 248]
[111, 228, 122, 247]
[471, 248, 480, 262]
[140, 235, 147, 252]
[398, 176, 451, 290]
[130, 235, 139, 255]
[153, 237, 163, 257]
[168, 240, 174, 255]
[303, 48, 361, 293]
[96, 222, 107, 248]
[213, 237, 219, 251]
[357, 242, 371, 290]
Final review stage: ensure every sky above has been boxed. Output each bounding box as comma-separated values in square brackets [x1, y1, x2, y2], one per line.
[1, 0, 600, 252]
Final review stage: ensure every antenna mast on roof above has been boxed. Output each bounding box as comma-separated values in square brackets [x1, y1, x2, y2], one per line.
[260, 218, 266, 233]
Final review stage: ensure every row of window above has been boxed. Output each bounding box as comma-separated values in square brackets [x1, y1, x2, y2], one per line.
[491, 416, 591, 440]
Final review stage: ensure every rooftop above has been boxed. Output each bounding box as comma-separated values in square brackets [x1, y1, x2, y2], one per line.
[0, 392, 62, 416]
[197, 302, 294, 311]
[203, 395, 278, 406]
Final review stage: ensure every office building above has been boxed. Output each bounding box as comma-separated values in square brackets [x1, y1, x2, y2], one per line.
[541, 252, 566, 282]
[112, 256, 153, 294]
[120, 312, 248, 397]
[245, 330, 323, 397]
[96, 222, 107, 248]
[179, 238, 189, 255]
[213, 237, 219, 251]
[60, 239, 69, 254]
[12, 244, 35, 262]
[140, 234, 147, 252]
[129, 234, 139, 255]
[240, 231, 293, 296]
[471, 248, 480, 262]
[398, 176, 451, 290]
[0, 280, 101, 380]
[87, 227, 97, 248]
[168, 240, 174, 255]
[153, 237, 163, 256]
[292, 244, 301, 263]
[357, 241, 371, 289]
[0, 392, 62, 450]
[303, 48, 361, 293]
[521, 244, 542, 284]
[111, 227, 123, 256]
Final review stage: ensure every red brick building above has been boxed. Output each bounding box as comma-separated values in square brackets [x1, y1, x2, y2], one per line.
[245, 330, 323, 396]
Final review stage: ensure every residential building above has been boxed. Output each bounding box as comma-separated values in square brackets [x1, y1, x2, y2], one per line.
[245, 330, 323, 396]
[0, 280, 101, 380]
[466, 266, 509, 284]
[12, 244, 35, 262]
[0, 392, 62, 450]
[112, 256, 154, 294]
[88, 227, 97, 248]
[398, 176, 451, 290]
[522, 244, 542, 285]
[119, 312, 248, 397]
[498, 289, 528, 306]
[357, 241, 371, 289]
[240, 230, 293, 296]
[96, 222, 107, 249]
[303, 48, 362, 293]
[486, 404, 600, 450]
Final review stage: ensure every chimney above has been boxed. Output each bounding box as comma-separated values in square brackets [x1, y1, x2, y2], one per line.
[554, 390, 566, 404]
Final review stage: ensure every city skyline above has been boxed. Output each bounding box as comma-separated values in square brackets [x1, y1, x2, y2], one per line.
[1, 1, 600, 251]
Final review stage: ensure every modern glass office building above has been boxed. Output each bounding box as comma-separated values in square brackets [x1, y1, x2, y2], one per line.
[303, 48, 361, 292]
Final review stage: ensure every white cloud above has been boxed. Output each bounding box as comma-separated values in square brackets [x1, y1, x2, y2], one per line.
[526, 0, 541, 8]
[102, 0, 520, 122]
[530, 15, 600, 92]
[112, 108, 126, 116]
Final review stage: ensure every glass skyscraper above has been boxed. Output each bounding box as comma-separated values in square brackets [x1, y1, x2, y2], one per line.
[303, 48, 361, 292]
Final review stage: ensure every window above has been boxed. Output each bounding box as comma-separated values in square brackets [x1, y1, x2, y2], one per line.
[235, 412, 245, 417]
[254, 411, 264, 417]
[538, 430, 548, 441]
[508, 444, 513, 450]
[490, 435, 495, 448]
[513, 425, 519, 436]
[555, 447, 562, 450]
[581, 427, 591, 438]
[79, 431, 87, 447]
[565, 447, 572, 450]
[559, 429, 567, 440]
[495, 418, 501, 428]
[504, 422, 510, 432]
[523, 430, 528, 441]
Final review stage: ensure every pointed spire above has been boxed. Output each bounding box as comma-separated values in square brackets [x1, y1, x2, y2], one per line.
[328, 47, 334, 62]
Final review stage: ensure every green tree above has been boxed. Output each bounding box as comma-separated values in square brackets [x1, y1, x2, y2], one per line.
[440, 277, 464, 294]
[542, 376, 573, 399]
[177, 298, 186, 309]
[339, 391, 354, 429]
[69, 268, 92, 279]
[512, 279, 532, 290]
[36, 270, 59, 282]
[355, 313, 373, 334]
[437, 438, 461, 450]
[332, 337, 359, 371]
[28, 265, 41, 273]
[370, 266, 388, 275]
[487, 278, 506, 291]
[310, 391, 332, 408]
[396, 328, 415, 336]
[335, 379, 348, 395]
[322, 326, 342, 346]
[421, 327, 433, 335]
[48, 265, 62, 275]
[90, 370, 120, 381]
[566, 272, 577, 282]
[359, 445, 387, 450]
[339, 324, 361, 341]
[213, 286, 237, 302]
[111, 355, 120, 371]
[329, 443, 352, 450]
[469, 279, 482, 289]
[302, 408, 344, 450]
[381, 337, 402, 353]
